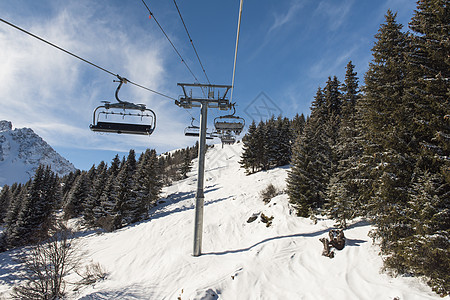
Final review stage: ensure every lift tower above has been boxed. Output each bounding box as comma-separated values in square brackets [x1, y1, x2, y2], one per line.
[176, 83, 232, 256]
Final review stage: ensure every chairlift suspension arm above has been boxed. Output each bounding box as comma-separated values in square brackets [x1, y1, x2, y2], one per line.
[114, 76, 129, 104]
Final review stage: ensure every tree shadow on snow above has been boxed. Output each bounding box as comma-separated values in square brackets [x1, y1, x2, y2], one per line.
[203, 228, 331, 256]
[345, 238, 367, 246]
[204, 220, 371, 256]
[0, 249, 27, 285]
[78, 287, 151, 300]
[94, 185, 224, 232]
[347, 219, 371, 229]
[149, 185, 229, 221]
[160, 184, 219, 204]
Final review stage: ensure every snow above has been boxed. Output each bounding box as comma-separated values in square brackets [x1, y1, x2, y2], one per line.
[0, 142, 445, 299]
[0, 120, 76, 186]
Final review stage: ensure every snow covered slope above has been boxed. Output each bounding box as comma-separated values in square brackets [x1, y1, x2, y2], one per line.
[0, 120, 76, 186]
[0, 142, 444, 299]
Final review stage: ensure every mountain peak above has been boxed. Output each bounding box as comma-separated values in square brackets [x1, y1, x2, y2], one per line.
[0, 120, 12, 132]
[0, 120, 77, 186]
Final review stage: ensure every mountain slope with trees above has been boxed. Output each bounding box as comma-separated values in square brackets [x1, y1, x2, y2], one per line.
[280, 2, 449, 295]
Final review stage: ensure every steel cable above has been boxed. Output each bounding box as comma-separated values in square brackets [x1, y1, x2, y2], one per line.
[0, 17, 177, 101]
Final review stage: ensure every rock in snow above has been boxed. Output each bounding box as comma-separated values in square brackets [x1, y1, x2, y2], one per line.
[0, 120, 76, 186]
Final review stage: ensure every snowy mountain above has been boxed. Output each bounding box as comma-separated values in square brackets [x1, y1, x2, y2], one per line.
[0, 120, 77, 186]
[0, 143, 443, 299]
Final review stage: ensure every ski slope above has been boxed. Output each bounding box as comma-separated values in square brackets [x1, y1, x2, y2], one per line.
[1, 142, 444, 299]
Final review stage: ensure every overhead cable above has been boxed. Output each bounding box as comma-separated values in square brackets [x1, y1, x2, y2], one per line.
[172, 0, 211, 85]
[230, 0, 244, 103]
[0, 17, 177, 101]
[140, 0, 201, 85]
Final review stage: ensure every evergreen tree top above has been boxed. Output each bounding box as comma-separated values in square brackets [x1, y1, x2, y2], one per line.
[371, 10, 408, 64]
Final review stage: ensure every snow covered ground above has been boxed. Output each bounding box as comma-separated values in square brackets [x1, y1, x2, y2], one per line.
[0, 142, 445, 299]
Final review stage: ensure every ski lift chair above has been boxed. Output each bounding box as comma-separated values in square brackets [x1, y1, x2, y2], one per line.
[214, 105, 245, 135]
[90, 77, 156, 135]
[184, 118, 214, 140]
[220, 132, 236, 145]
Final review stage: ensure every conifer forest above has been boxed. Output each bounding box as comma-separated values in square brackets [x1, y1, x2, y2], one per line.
[241, 3, 449, 295]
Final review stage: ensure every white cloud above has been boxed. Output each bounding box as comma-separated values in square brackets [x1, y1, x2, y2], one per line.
[247, 1, 305, 62]
[0, 1, 194, 158]
[308, 43, 360, 80]
[268, 1, 304, 34]
[314, 0, 354, 30]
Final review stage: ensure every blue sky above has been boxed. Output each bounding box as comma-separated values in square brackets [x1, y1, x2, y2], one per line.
[0, 0, 417, 170]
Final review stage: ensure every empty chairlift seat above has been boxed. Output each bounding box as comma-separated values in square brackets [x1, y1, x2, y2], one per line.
[90, 77, 156, 136]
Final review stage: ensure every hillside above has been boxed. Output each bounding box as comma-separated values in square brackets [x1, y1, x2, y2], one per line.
[0, 143, 444, 299]
[0, 120, 76, 186]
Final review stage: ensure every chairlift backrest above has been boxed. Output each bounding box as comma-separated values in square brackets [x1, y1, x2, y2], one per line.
[214, 115, 245, 135]
[214, 104, 245, 135]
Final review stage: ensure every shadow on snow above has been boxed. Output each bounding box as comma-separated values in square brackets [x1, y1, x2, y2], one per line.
[203, 220, 369, 256]
[203, 228, 331, 256]
[149, 185, 226, 221]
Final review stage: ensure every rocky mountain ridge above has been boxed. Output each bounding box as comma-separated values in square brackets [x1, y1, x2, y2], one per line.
[0, 120, 77, 186]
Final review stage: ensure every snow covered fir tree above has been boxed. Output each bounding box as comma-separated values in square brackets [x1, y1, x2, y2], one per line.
[239, 115, 303, 174]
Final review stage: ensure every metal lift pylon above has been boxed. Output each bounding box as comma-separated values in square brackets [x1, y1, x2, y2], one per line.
[175, 83, 232, 257]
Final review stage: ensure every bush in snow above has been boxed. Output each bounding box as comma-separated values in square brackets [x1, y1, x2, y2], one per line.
[12, 222, 77, 300]
[260, 183, 280, 204]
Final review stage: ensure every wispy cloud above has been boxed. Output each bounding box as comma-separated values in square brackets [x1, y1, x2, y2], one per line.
[309, 45, 358, 79]
[314, 0, 354, 30]
[248, 1, 305, 62]
[268, 1, 303, 35]
[0, 1, 190, 157]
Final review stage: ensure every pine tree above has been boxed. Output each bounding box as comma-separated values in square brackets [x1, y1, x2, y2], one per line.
[326, 61, 362, 227]
[94, 155, 124, 231]
[291, 113, 306, 140]
[239, 120, 259, 174]
[0, 185, 11, 223]
[265, 116, 279, 168]
[276, 116, 293, 166]
[323, 76, 343, 196]
[131, 149, 162, 222]
[408, 0, 449, 157]
[114, 150, 137, 227]
[158, 155, 170, 185]
[61, 169, 81, 205]
[362, 10, 410, 154]
[387, 1, 450, 295]
[287, 88, 332, 216]
[255, 121, 270, 171]
[358, 11, 414, 254]
[6, 166, 58, 247]
[180, 147, 193, 179]
[406, 0, 449, 189]
[390, 170, 450, 296]
[84, 161, 108, 227]
[323, 76, 342, 119]
[95, 175, 118, 231]
[110, 154, 122, 177]
[63, 171, 89, 219]
[191, 141, 199, 159]
[4, 183, 25, 231]
[45, 168, 61, 214]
